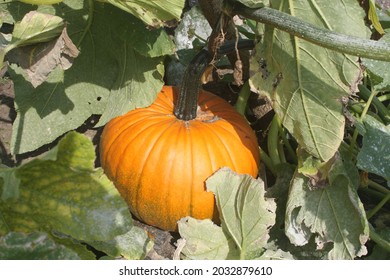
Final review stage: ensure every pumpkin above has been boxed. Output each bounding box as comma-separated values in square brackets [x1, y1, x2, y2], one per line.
[100, 50, 260, 231]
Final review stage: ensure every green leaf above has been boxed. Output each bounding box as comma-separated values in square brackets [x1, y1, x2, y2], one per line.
[357, 115, 390, 180]
[102, 0, 185, 27]
[87, 226, 153, 260]
[250, 0, 369, 162]
[0, 131, 134, 241]
[7, 11, 64, 51]
[178, 168, 276, 260]
[208, 169, 276, 259]
[8, 1, 170, 154]
[52, 233, 96, 260]
[0, 164, 20, 201]
[0, 232, 80, 260]
[362, 30, 390, 91]
[285, 155, 369, 259]
[178, 217, 237, 260]
[368, 0, 385, 35]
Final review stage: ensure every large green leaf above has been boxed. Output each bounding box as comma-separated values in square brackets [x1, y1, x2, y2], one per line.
[178, 168, 276, 260]
[0, 232, 80, 260]
[285, 154, 369, 259]
[102, 0, 185, 27]
[357, 115, 390, 180]
[8, 0, 173, 154]
[250, 0, 369, 161]
[0, 132, 133, 241]
[0, 164, 20, 201]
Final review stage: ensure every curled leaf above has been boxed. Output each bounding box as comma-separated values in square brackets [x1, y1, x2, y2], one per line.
[8, 27, 79, 87]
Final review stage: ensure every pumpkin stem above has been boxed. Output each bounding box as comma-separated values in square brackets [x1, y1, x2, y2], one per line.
[174, 49, 212, 121]
[174, 39, 256, 121]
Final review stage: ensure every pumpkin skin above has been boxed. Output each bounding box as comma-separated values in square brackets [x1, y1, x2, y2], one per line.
[100, 86, 260, 231]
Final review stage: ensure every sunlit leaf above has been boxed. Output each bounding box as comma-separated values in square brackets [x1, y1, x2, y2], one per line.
[8, 11, 64, 50]
[178, 217, 237, 260]
[178, 168, 276, 260]
[368, 0, 385, 35]
[250, 0, 369, 161]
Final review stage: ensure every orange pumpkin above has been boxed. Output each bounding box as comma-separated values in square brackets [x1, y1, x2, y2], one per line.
[100, 50, 259, 231]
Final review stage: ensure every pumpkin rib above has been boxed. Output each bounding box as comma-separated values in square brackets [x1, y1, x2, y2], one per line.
[134, 118, 179, 224]
[101, 112, 159, 170]
[200, 121, 238, 171]
[109, 119, 160, 182]
[207, 120, 259, 175]
[170, 122, 194, 227]
[208, 116, 260, 173]
[187, 121, 211, 219]
[153, 86, 175, 112]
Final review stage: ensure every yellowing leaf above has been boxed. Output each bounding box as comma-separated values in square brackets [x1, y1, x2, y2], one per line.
[1, 132, 133, 241]
[368, 0, 385, 35]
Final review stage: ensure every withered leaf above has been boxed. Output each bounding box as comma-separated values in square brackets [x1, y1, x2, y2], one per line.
[8, 27, 79, 88]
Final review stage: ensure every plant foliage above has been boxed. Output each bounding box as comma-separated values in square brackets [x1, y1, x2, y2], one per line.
[0, 0, 389, 259]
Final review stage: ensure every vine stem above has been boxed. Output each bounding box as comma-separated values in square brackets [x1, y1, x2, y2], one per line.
[275, 114, 297, 164]
[234, 81, 251, 115]
[369, 224, 390, 253]
[226, 1, 390, 62]
[267, 114, 281, 166]
[366, 193, 390, 219]
[259, 147, 277, 176]
[358, 85, 390, 125]
[349, 87, 378, 158]
[368, 179, 390, 194]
